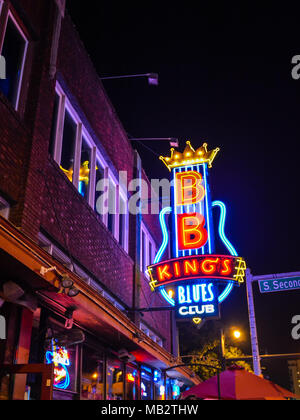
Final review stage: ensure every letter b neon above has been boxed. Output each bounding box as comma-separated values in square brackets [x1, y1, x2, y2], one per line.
[178, 213, 208, 250]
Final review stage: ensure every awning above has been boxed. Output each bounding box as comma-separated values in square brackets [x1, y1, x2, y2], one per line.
[0, 216, 199, 386]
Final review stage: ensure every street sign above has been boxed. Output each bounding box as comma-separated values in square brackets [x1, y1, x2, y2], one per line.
[259, 277, 300, 293]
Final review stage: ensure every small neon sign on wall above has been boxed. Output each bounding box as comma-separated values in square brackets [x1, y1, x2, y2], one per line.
[148, 141, 246, 323]
[46, 340, 71, 390]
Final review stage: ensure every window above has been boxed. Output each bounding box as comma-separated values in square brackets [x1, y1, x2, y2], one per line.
[94, 159, 105, 219]
[50, 84, 96, 206]
[141, 366, 153, 400]
[81, 346, 104, 400]
[0, 11, 28, 109]
[107, 178, 116, 235]
[107, 358, 124, 400]
[60, 108, 77, 181]
[0, 196, 9, 219]
[50, 83, 129, 252]
[119, 194, 127, 250]
[126, 365, 138, 400]
[140, 222, 157, 275]
[79, 137, 92, 201]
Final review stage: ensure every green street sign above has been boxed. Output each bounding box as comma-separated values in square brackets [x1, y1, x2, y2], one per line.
[259, 277, 300, 293]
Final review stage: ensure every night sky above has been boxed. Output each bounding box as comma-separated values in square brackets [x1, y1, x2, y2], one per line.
[68, 2, 300, 389]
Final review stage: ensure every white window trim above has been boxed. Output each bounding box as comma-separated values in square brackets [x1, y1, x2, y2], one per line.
[140, 221, 157, 275]
[0, 8, 29, 110]
[140, 322, 163, 348]
[0, 196, 9, 219]
[119, 188, 129, 253]
[53, 83, 104, 211]
[51, 82, 129, 253]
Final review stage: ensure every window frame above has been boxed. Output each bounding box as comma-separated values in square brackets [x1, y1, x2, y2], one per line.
[118, 188, 129, 253]
[140, 222, 157, 275]
[0, 195, 9, 219]
[50, 82, 129, 253]
[0, 5, 29, 110]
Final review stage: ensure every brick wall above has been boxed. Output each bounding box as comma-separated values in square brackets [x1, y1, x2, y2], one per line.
[0, 1, 172, 351]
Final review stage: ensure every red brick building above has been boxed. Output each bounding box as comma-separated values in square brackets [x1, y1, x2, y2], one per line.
[0, 0, 198, 400]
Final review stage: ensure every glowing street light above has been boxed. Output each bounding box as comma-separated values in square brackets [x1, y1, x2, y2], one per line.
[233, 330, 242, 340]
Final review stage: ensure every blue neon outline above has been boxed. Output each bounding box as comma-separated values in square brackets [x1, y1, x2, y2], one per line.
[154, 207, 176, 306]
[154, 207, 172, 264]
[173, 168, 179, 258]
[202, 164, 212, 254]
[46, 344, 71, 390]
[212, 200, 237, 303]
[154, 199, 238, 307]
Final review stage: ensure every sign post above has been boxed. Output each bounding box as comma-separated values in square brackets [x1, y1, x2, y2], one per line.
[259, 277, 300, 293]
[246, 270, 300, 377]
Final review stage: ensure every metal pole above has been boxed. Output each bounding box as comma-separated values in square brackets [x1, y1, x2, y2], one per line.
[246, 269, 262, 376]
[219, 327, 226, 371]
[217, 371, 221, 400]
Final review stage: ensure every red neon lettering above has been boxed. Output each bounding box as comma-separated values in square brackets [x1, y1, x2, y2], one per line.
[201, 258, 220, 275]
[184, 259, 199, 276]
[178, 213, 208, 251]
[176, 171, 205, 206]
[174, 262, 181, 277]
[220, 259, 232, 276]
[157, 264, 172, 282]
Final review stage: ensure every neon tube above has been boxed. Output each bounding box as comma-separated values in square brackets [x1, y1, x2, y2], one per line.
[212, 200, 237, 303]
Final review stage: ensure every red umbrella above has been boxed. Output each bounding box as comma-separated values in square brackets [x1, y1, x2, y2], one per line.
[181, 366, 297, 400]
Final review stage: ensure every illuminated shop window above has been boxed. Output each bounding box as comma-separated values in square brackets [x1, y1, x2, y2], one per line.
[107, 358, 124, 400]
[153, 370, 165, 401]
[141, 366, 153, 400]
[0, 196, 9, 219]
[126, 365, 139, 401]
[81, 346, 104, 400]
[0, 11, 28, 110]
[140, 222, 157, 275]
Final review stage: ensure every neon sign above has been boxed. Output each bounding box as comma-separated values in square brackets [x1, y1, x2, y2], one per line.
[149, 255, 244, 288]
[148, 141, 246, 323]
[46, 340, 71, 390]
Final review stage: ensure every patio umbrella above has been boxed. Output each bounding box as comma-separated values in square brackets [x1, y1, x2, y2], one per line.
[181, 366, 297, 400]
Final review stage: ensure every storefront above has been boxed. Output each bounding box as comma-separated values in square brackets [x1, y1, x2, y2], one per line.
[0, 217, 199, 400]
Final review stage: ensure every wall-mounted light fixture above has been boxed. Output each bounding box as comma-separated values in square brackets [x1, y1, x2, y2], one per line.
[100, 73, 159, 86]
[40, 266, 79, 298]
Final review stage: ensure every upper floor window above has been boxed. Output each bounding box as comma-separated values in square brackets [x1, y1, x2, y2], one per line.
[0, 196, 9, 219]
[140, 222, 157, 275]
[0, 6, 28, 110]
[49, 83, 129, 253]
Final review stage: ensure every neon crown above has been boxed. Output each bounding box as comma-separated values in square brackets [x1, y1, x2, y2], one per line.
[159, 141, 220, 171]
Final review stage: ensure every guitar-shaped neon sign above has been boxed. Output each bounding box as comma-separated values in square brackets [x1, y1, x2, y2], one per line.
[147, 141, 246, 323]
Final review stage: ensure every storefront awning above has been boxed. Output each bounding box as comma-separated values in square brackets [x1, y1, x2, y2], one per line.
[0, 216, 199, 386]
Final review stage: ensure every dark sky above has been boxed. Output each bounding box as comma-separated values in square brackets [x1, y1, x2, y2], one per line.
[68, 2, 300, 389]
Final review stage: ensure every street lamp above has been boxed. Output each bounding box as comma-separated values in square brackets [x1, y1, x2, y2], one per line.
[100, 73, 159, 86]
[233, 329, 242, 340]
[219, 325, 244, 371]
